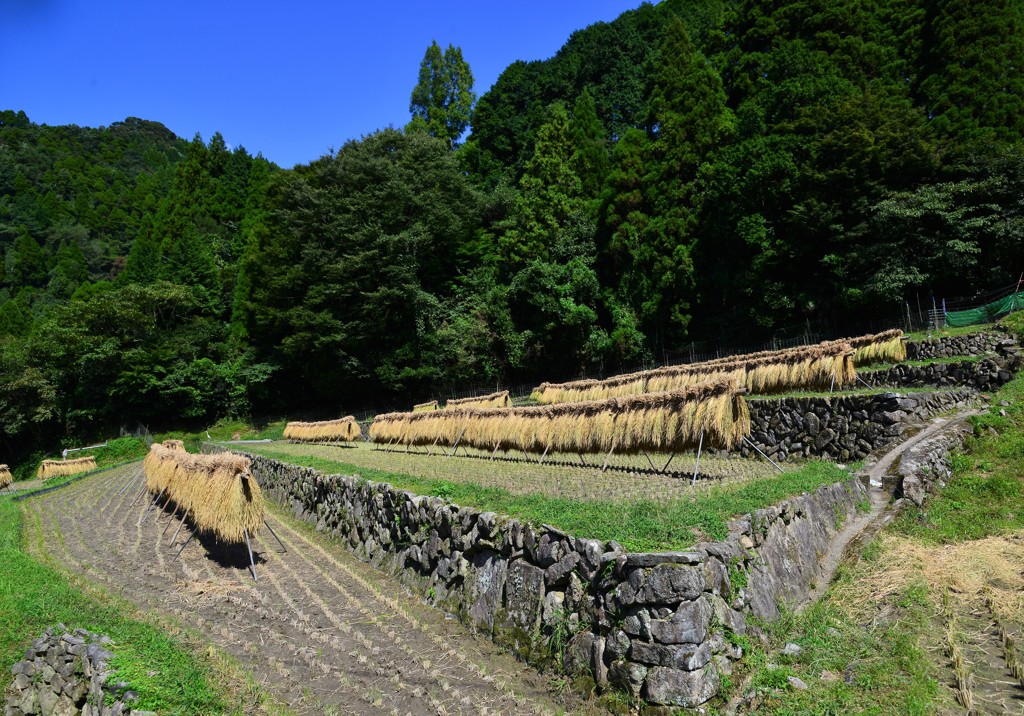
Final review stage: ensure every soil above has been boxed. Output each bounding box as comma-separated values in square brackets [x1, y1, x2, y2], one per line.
[21, 463, 607, 715]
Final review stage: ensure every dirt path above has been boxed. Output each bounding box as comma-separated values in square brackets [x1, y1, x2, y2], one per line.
[802, 411, 980, 608]
[21, 463, 595, 716]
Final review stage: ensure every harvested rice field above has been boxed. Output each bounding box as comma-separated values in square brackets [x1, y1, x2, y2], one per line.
[21, 463, 592, 715]
[235, 440, 853, 552]
[246, 440, 787, 503]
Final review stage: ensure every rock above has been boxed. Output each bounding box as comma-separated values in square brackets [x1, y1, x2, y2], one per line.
[630, 640, 712, 671]
[643, 663, 720, 708]
[563, 632, 594, 676]
[787, 675, 808, 690]
[542, 591, 565, 627]
[609, 660, 647, 697]
[545, 551, 580, 588]
[503, 560, 545, 630]
[650, 598, 712, 645]
[623, 551, 703, 568]
[635, 564, 704, 604]
[465, 550, 508, 631]
[781, 642, 802, 657]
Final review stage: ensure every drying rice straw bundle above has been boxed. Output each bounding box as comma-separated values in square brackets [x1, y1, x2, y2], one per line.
[445, 390, 512, 409]
[0, 464, 11, 490]
[283, 417, 361, 442]
[413, 400, 439, 412]
[372, 378, 749, 454]
[162, 439, 186, 451]
[144, 443, 186, 496]
[533, 342, 856, 404]
[37, 457, 97, 481]
[845, 329, 906, 366]
[143, 443, 264, 543]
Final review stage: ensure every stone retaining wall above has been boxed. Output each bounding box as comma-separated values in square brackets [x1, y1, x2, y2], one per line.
[896, 421, 973, 506]
[906, 331, 1015, 360]
[741, 389, 976, 463]
[860, 358, 1013, 393]
[3, 626, 150, 716]
[217, 447, 871, 709]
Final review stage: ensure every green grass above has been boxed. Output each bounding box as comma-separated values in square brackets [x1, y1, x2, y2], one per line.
[749, 385, 953, 401]
[905, 322, 995, 341]
[890, 372, 1024, 544]
[0, 496, 227, 714]
[241, 448, 851, 551]
[858, 353, 986, 373]
[735, 578, 945, 715]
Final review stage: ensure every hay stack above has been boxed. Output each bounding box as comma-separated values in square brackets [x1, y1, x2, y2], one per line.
[143, 443, 264, 543]
[371, 378, 749, 454]
[413, 400, 439, 412]
[283, 417, 361, 443]
[846, 329, 906, 366]
[533, 342, 856, 404]
[162, 439, 186, 451]
[0, 464, 11, 490]
[445, 390, 512, 409]
[37, 457, 97, 481]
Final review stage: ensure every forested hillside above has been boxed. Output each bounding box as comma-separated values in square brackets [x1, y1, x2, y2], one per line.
[3, 0, 1023, 465]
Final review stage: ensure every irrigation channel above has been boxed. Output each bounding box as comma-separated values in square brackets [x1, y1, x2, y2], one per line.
[20, 462, 592, 716]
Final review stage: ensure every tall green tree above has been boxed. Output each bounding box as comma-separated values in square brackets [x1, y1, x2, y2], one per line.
[409, 40, 476, 148]
[917, 0, 1024, 145]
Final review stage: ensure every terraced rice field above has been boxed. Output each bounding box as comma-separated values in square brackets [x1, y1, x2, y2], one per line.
[245, 440, 784, 504]
[22, 463, 595, 715]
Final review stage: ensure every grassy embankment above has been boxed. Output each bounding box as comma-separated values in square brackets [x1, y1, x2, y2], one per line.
[723, 314, 1024, 714]
[0, 491, 280, 714]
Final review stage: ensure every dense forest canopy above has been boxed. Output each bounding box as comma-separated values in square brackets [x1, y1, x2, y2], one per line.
[3, 0, 1024, 466]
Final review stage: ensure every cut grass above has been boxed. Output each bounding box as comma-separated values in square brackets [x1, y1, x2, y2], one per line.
[239, 446, 851, 551]
[0, 496, 227, 714]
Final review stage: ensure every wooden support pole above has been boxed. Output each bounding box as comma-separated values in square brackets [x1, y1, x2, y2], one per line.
[642, 450, 657, 472]
[490, 444, 500, 461]
[169, 513, 187, 547]
[263, 519, 287, 553]
[116, 467, 143, 497]
[537, 444, 551, 466]
[161, 506, 180, 537]
[691, 431, 705, 486]
[602, 441, 618, 472]
[172, 530, 196, 562]
[742, 436, 785, 473]
[446, 428, 467, 458]
[139, 487, 165, 525]
[244, 529, 258, 582]
[660, 451, 678, 474]
[577, 452, 589, 468]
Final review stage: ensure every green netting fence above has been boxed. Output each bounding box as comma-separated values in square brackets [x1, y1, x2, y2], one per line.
[944, 291, 1024, 327]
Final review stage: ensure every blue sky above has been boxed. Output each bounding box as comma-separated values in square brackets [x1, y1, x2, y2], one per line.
[2, 0, 645, 167]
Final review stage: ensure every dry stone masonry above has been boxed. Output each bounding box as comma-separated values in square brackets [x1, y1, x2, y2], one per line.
[214, 446, 871, 709]
[3, 626, 151, 716]
[896, 420, 972, 507]
[741, 389, 976, 463]
[860, 357, 1014, 392]
[906, 331, 1017, 361]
